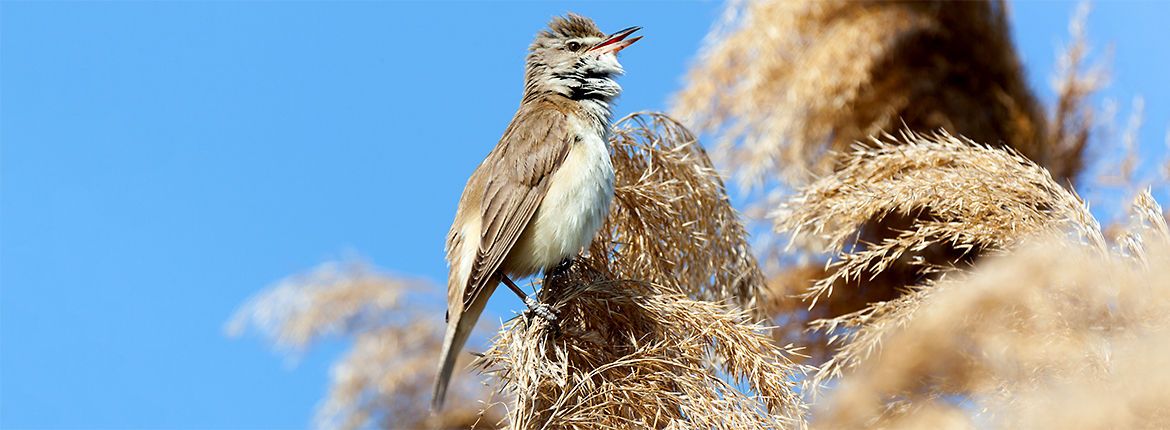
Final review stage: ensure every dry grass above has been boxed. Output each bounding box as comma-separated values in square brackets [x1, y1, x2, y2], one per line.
[776, 131, 1104, 309]
[776, 131, 1107, 389]
[226, 263, 501, 429]
[771, 130, 1170, 428]
[1046, 2, 1105, 185]
[588, 113, 769, 317]
[768, 130, 1105, 364]
[676, 0, 1109, 367]
[476, 261, 804, 430]
[812, 229, 1170, 429]
[674, 0, 1058, 187]
[781, 132, 1109, 385]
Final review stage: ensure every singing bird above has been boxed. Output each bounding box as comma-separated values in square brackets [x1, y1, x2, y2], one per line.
[432, 14, 641, 409]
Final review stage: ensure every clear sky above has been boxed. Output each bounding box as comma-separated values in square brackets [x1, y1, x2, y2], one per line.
[1, 1, 1167, 428]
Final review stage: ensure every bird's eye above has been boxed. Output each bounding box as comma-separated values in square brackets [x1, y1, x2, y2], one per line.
[566, 41, 582, 52]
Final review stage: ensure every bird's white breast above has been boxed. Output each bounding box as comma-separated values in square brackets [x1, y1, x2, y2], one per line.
[504, 117, 615, 276]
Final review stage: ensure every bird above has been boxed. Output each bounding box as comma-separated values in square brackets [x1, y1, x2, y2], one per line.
[432, 14, 641, 410]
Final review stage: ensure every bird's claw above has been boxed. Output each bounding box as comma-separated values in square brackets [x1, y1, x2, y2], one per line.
[524, 297, 558, 323]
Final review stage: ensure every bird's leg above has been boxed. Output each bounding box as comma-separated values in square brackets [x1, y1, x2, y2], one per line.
[501, 275, 557, 323]
[500, 275, 529, 301]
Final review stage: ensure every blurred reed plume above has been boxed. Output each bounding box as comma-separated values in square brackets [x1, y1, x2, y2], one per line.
[811, 209, 1170, 429]
[676, 0, 1106, 363]
[774, 130, 1170, 427]
[675, 0, 1094, 188]
[587, 113, 769, 316]
[776, 131, 1106, 389]
[226, 263, 501, 430]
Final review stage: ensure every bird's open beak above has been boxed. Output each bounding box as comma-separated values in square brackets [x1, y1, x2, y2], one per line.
[589, 26, 642, 54]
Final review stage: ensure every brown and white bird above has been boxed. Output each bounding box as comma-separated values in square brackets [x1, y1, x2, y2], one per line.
[432, 14, 640, 409]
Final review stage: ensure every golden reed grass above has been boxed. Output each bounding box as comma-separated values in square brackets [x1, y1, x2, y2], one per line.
[675, 0, 1106, 363]
[674, 0, 1093, 187]
[586, 113, 769, 317]
[226, 264, 502, 429]
[775, 131, 1106, 390]
[811, 199, 1170, 428]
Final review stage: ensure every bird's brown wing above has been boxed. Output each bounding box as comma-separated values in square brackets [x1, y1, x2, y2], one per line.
[463, 104, 573, 308]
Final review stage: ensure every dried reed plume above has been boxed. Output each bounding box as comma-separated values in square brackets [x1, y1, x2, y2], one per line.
[778, 131, 1104, 308]
[677, 0, 1107, 365]
[773, 126, 1170, 427]
[226, 263, 501, 429]
[1047, 2, 1104, 184]
[675, 0, 1060, 187]
[813, 227, 1170, 428]
[477, 262, 804, 429]
[588, 112, 769, 316]
[474, 113, 805, 429]
[775, 131, 1105, 387]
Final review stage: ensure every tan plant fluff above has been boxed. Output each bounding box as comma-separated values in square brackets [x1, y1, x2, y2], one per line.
[812, 234, 1170, 429]
[588, 112, 769, 316]
[475, 113, 804, 429]
[774, 132, 1170, 428]
[226, 264, 500, 430]
[776, 130, 1105, 307]
[476, 260, 805, 430]
[775, 131, 1105, 382]
[1117, 189, 1170, 262]
[674, 0, 1058, 187]
[1046, 2, 1104, 184]
[675, 1, 1105, 362]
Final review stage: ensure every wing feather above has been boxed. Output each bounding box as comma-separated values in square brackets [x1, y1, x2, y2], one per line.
[463, 104, 573, 308]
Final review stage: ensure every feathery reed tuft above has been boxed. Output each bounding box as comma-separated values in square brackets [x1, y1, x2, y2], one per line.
[775, 131, 1105, 385]
[675, 0, 1055, 187]
[227, 263, 501, 430]
[677, 0, 1111, 370]
[477, 260, 805, 430]
[777, 130, 1104, 307]
[812, 234, 1170, 428]
[1045, 2, 1104, 184]
[590, 112, 770, 317]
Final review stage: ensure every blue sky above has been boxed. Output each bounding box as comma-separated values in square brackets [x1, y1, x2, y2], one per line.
[1, 1, 1167, 429]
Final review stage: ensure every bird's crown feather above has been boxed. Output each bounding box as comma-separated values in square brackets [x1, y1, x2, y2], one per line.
[540, 13, 604, 40]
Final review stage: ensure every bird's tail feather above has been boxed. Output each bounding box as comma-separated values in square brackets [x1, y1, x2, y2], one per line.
[432, 288, 491, 410]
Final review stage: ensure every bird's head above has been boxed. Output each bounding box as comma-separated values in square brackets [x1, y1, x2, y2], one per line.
[523, 14, 641, 103]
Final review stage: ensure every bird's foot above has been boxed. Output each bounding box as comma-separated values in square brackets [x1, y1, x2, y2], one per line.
[524, 296, 558, 323]
[524, 297, 561, 337]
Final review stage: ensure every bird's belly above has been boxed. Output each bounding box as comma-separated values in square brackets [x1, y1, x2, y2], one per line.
[504, 133, 614, 277]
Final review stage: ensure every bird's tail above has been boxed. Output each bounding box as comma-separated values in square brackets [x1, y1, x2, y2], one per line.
[432, 289, 491, 410]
